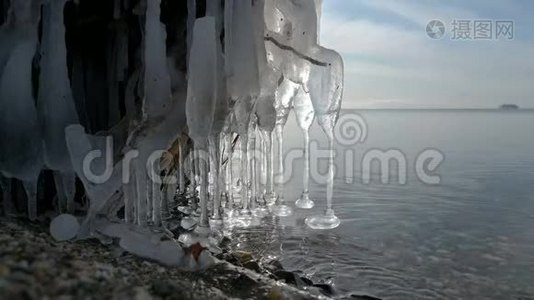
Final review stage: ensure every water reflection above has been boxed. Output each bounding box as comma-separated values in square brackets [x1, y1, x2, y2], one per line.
[228, 110, 534, 299]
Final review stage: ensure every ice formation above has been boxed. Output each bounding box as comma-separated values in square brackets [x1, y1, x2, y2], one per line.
[293, 86, 316, 209]
[38, 0, 80, 214]
[186, 16, 222, 230]
[0, 0, 344, 265]
[0, 0, 43, 220]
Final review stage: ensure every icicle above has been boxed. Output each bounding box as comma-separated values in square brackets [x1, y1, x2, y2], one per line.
[223, 131, 235, 215]
[146, 175, 153, 221]
[143, 0, 172, 119]
[162, 181, 176, 219]
[178, 138, 186, 194]
[269, 78, 298, 217]
[315, 0, 323, 43]
[113, 0, 122, 19]
[248, 115, 266, 216]
[259, 132, 269, 202]
[293, 87, 315, 209]
[0, 176, 13, 216]
[152, 180, 162, 227]
[234, 97, 252, 215]
[270, 122, 292, 217]
[23, 180, 38, 221]
[209, 135, 222, 223]
[125, 66, 141, 122]
[271, 0, 318, 55]
[186, 0, 196, 64]
[37, 0, 80, 216]
[197, 142, 209, 228]
[64, 125, 124, 235]
[107, 20, 128, 126]
[0, 0, 43, 220]
[207, 2, 228, 224]
[38, 0, 80, 171]
[256, 95, 277, 204]
[186, 16, 223, 230]
[206, 0, 223, 38]
[185, 147, 196, 200]
[124, 166, 137, 224]
[305, 47, 344, 230]
[71, 54, 89, 129]
[224, 0, 261, 100]
[135, 163, 148, 227]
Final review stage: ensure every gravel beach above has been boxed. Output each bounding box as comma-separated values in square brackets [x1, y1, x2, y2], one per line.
[0, 217, 325, 300]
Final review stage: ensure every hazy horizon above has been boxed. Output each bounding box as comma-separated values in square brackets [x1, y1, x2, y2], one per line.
[341, 103, 534, 110]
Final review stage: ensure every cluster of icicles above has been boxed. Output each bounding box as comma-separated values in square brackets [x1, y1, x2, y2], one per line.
[0, 0, 343, 255]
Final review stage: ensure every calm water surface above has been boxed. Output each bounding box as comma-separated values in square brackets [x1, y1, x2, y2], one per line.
[230, 110, 534, 299]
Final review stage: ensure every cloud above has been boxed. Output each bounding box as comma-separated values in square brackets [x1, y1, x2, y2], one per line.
[358, 0, 478, 27]
[319, 1, 534, 108]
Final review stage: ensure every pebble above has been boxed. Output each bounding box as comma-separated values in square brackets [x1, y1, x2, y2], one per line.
[313, 283, 337, 297]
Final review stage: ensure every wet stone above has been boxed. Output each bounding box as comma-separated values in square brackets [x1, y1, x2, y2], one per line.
[232, 274, 257, 290]
[265, 260, 284, 273]
[243, 261, 261, 273]
[350, 294, 383, 300]
[151, 279, 176, 298]
[313, 283, 337, 297]
[274, 270, 298, 285]
[300, 276, 314, 286]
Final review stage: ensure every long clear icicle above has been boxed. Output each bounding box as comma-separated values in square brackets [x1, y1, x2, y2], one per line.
[38, 0, 80, 215]
[144, 0, 172, 119]
[0, 0, 43, 220]
[186, 16, 222, 230]
[294, 87, 315, 209]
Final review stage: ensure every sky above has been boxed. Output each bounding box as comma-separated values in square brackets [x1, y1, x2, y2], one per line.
[320, 0, 534, 109]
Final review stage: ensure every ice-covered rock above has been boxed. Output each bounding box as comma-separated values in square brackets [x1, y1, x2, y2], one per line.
[0, 0, 345, 255]
[50, 214, 80, 241]
[65, 124, 124, 235]
[96, 222, 185, 267]
[181, 217, 197, 230]
[197, 250, 216, 269]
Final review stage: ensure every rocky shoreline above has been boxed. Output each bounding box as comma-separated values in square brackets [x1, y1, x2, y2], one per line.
[0, 218, 379, 299]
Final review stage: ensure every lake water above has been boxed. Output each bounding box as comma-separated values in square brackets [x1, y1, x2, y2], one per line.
[229, 109, 534, 299]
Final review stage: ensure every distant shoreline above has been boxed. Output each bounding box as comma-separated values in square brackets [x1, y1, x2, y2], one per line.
[342, 108, 534, 112]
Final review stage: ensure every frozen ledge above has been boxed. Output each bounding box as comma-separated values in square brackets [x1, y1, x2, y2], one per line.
[264, 35, 329, 67]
